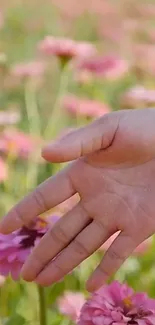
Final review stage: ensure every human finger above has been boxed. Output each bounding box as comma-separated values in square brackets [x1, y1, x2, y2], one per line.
[86, 232, 136, 292]
[21, 202, 90, 281]
[42, 112, 120, 163]
[0, 166, 75, 234]
[35, 220, 112, 286]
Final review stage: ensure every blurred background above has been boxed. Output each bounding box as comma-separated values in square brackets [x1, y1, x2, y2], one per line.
[0, 0, 155, 324]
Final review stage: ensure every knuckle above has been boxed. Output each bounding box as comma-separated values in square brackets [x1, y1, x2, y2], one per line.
[108, 249, 124, 263]
[54, 260, 66, 275]
[32, 187, 48, 212]
[73, 238, 89, 257]
[50, 224, 69, 246]
[14, 205, 25, 224]
[94, 219, 109, 232]
[32, 252, 43, 269]
[98, 264, 111, 277]
[80, 200, 91, 217]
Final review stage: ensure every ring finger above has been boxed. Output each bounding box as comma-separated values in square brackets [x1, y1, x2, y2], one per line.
[35, 220, 112, 286]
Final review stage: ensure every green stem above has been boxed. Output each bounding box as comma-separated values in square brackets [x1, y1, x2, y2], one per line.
[44, 63, 69, 140]
[38, 285, 47, 325]
[24, 81, 41, 191]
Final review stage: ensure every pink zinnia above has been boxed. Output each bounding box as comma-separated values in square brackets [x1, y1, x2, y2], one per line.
[121, 86, 155, 109]
[38, 37, 96, 62]
[78, 55, 128, 80]
[78, 281, 155, 325]
[0, 129, 40, 159]
[0, 216, 59, 280]
[0, 110, 20, 126]
[0, 158, 7, 182]
[58, 291, 85, 321]
[11, 61, 46, 79]
[63, 95, 110, 118]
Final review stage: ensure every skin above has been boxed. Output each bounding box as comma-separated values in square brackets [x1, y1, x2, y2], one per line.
[1, 108, 155, 292]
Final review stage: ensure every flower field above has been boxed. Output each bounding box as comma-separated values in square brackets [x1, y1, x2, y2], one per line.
[0, 0, 155, 324]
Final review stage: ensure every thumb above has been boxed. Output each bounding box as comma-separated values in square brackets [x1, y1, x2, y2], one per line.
[42, 112, 120, 163]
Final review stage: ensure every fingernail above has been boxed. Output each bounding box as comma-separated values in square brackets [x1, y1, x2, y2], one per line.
[86, 270, 108, 292]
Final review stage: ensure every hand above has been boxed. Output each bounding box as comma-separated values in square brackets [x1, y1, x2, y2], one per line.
[1, 108, 155, 292]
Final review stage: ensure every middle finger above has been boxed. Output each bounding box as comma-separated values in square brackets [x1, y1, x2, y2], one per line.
[21, 202, 90, 281]
[35, 220, 112, 286]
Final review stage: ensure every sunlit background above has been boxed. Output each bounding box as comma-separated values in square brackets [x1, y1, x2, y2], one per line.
[0, 0, 155, 324]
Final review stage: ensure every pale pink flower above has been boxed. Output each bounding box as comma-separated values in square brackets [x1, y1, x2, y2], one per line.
[0, 158, 7, 182]
[63, 95, 110, 118]
[38, 37, 96, 62]
[0, 129, 40, 159]
[78, 55, 129, 80]
[100, 232, 152, 255]
[0, 275, 6, 286]
[11, 61, 46, 79]
[136, 4, 155, 18]
[58, 291, 85, 321]
[121, 86, 155, 109]
[0, 110, 20, 126]
[78, 281, 155, 324]
[0, 216, 59, 280]
[133, 44, 155, 76]
[75, 70, 94, 85]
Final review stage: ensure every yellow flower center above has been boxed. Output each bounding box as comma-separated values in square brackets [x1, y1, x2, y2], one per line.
[37, 219, 47, 229]
[123, 297, 132, 308]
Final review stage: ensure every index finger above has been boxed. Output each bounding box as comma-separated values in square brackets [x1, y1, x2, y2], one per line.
[0, 165, 75, 234]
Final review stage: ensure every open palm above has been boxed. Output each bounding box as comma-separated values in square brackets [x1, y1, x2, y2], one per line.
[1, 108, 155, 291]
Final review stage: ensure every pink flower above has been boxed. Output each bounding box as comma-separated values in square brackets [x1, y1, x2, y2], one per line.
[0, 110, 20, 126]
[11, 61, 46, 79]
[0, 275, 6, 286]
[78, 281, 155, 325]
[0, 129, 40, 159]
[63, 95, 110, 118]
[58, 291, 85, 321]
[0, 158, 7, 182]
[100, 232, 152, 256]
[133, 44, 155, 76]
[78, 55, 129, 80]
[121, 86, 155, 109]
[0, 216, 59, 280]
[38, 37, 96, 62]
[136, 4, 155, 18]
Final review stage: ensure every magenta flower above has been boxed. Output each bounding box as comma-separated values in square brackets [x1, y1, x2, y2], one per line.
[78, 281, 155, 325]
[78, 55, 128, 80]
[38, 36, 96, 63]
[11, 61, 46, 79]
[0, 216, 59, 280]
[58, 291, 85, 321]
[63, 95, 110, 118]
